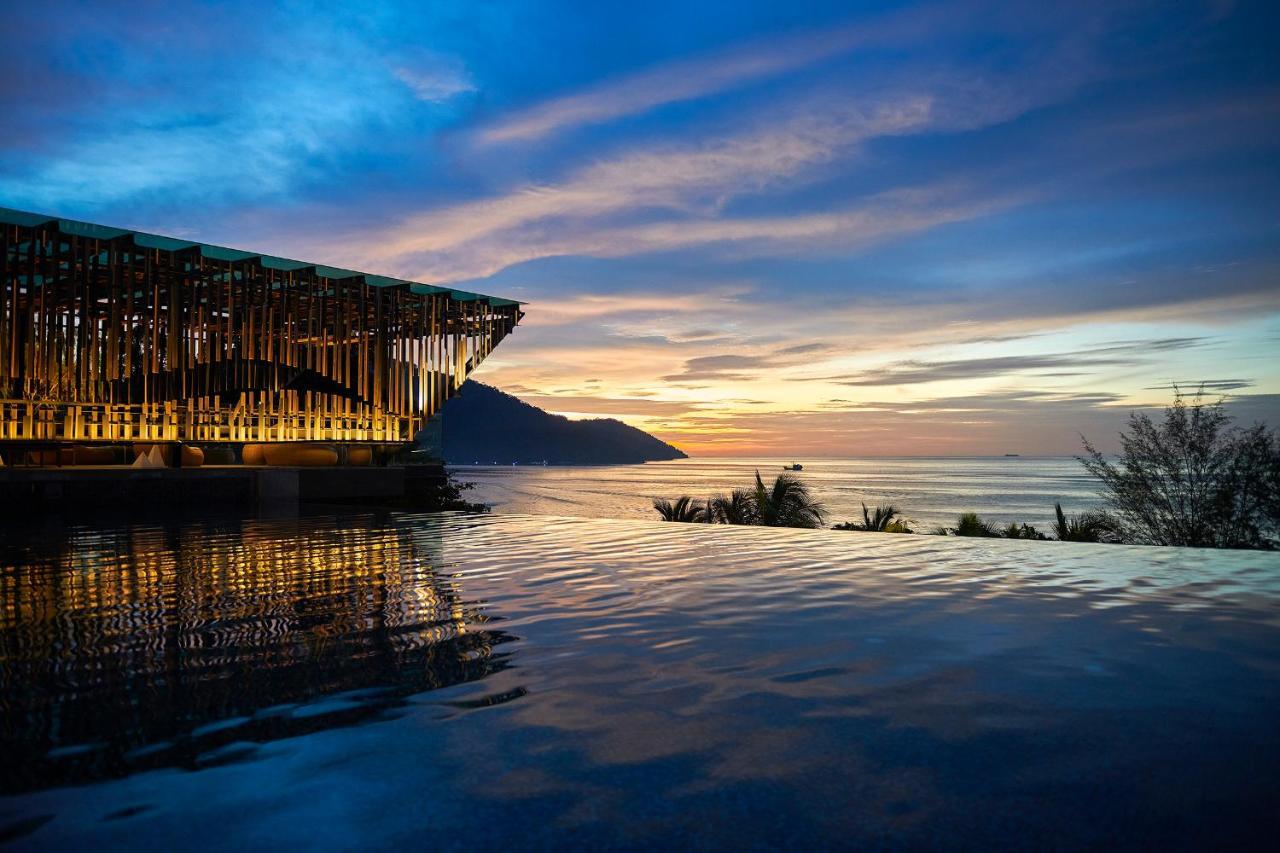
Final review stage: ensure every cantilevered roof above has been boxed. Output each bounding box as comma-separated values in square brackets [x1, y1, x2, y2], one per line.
[0, 206, 522, 307]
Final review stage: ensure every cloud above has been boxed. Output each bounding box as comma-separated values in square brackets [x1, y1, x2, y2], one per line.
[654, 391, 1280, 457]
[662, 354, 771, 382]
[476, 6, 943, 143]
[393, 53, 477, 102]
[523, 291, 741, 326]
[474, 0, 1125, 145]
[669, 329, 728, 342]
[0, 8, 426, 211]
[1143, 379, 1255, 392]
[351, 175, 1020, 284]
[660, 342, 842, 382]
[774, 343, 834, 356]
[830, 338, 1208, 387]
[349, 95, 937, 274]
[519, 395, 699, 418]
[322, 27, 1102, 285]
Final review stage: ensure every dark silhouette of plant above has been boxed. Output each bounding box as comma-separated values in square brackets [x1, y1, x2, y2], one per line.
[752, 470, 826, 528]
[1052, 502, 1118, 543]
[709, 488, 758, 525]
[1002, 522, 1047, 540]
[1080, 392, 1278, 548]
[653, 496, 706, 523]
[834, 503, 913, 533]
[376, 468, 489, 512]
[1267, 444, 1280, 535]
[935, 512, 1003, 537]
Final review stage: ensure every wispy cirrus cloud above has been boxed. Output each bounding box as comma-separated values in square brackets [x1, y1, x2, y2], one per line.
[322, 13, 1112, 285]
[366, 96, 935, 258]
[521, 291, 744, 326]
[336, 69, 1076, 283]
[393, 52, 477, 102]
[661, 342, 842, 382]
[829, 338, 1209, 387]
[475, 0, 1123, 145]
[518, 395, 700, 418]
[476, 6, 946, 144]
[1144, 379, 1255, 392]
[406, 184, 1019, 283]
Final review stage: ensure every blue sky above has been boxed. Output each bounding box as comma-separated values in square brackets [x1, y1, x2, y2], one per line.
[3, 0, 1277, 454]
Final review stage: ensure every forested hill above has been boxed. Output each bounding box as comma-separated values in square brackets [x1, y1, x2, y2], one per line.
[437, 381, 688, 465]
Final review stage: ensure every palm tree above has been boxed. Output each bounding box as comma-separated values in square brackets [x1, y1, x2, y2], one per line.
[1052, 502, 1117, 543]
[862, 502, 903, 532]
[752, 471, 826, 529]
[834, 503, 913, 533]
[709, 489, 758, 525]
[652, 496, 706, 523]
[944, 512, 1003, 537]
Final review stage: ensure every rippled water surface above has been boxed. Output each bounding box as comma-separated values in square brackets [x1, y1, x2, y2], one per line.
[456, 456, 1104, 529]
[3, 512, 1279, 850]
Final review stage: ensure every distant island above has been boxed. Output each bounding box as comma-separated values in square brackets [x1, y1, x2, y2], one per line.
[435, 381, 687, 465]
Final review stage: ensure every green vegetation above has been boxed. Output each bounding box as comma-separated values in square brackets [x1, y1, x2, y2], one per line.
[654, 471, 826, 529]
[751, 471, 826, 528]
[708, 489, 758, 525]
[653, 496, 707, 523]
[932, 512, 1002, 537]
[1080, 392, 1279, 549]
[425, 472, 490, 513]
[1052, 502, 1118, 543]
[651, 395, 1278, 550]
[833, 503, 913, 533]
[1001, 522, 1047, 540]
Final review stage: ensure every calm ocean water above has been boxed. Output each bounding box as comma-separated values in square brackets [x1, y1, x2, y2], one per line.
[456, 456, 1104, 530]
[3, 512, 1277, 849]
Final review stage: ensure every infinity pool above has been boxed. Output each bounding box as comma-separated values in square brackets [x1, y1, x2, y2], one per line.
[2, 513, 1278, 849]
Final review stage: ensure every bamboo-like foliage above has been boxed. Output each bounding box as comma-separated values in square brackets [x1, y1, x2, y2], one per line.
[0, 215, 521, 444]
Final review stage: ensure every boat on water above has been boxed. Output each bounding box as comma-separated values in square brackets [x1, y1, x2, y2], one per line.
[1004, 453, 1020, 457]
[784, 463, 804, 471]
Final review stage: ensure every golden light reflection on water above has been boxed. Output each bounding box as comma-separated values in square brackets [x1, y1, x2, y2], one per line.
[0, 516, 513, 793]
[2, 513, 1279, 849]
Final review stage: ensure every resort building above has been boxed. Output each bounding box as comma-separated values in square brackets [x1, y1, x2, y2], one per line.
[0, 208, 521, 459]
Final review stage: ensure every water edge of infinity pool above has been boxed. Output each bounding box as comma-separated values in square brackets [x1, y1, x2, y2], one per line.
[2, 511, 1278, 850]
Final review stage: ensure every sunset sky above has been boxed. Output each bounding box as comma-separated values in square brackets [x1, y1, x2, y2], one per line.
[3, 0, 1277, 455]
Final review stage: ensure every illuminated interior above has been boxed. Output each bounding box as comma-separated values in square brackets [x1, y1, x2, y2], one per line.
[0, 208, 523, 446]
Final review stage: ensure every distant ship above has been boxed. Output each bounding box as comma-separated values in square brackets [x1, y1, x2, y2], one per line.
[784, 463, 804, 471]
[1004, 453, 1020, 457]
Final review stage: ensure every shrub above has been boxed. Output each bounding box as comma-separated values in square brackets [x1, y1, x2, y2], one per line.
[1052, 503, 1119, 543]
[834, 503, 913, 533]
[953, 512, 1003, 537]
[1002, 522, 1047, 540]
[1080, 393, 1278, 548]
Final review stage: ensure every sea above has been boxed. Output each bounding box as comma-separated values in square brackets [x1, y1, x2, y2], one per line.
[454, 456, 1105, 531]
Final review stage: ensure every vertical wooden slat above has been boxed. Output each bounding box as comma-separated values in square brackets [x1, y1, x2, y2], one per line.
[0, 219, 519, 449]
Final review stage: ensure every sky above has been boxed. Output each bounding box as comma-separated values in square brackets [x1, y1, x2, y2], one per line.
[2, 0, 1278, 456]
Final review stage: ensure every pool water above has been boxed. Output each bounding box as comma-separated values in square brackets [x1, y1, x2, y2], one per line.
[2, 512, 1279, 850]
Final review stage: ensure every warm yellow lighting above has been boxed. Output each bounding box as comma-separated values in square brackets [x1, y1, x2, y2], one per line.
[0, 216, 522, 445]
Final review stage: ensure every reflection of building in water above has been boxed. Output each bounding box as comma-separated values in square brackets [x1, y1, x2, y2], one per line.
[0, 516, 515, 793]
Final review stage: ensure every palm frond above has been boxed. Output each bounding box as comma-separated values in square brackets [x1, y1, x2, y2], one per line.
[1052, 502, 1118, 542]
[950, 512, 1002, 537]
[653, 495, 706, 523]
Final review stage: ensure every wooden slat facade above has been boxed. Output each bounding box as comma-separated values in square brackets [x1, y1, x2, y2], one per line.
[0, 213, 521, 445]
